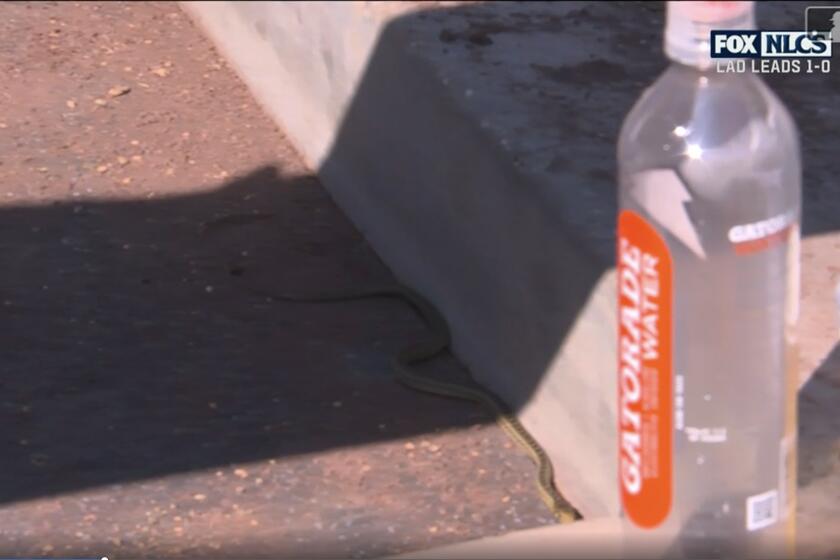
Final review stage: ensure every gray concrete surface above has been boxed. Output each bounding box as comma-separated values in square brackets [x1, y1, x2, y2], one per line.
[182, 0, 840, 553]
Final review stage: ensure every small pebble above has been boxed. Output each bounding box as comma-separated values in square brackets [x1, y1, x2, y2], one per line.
[107, 85, 131, 97]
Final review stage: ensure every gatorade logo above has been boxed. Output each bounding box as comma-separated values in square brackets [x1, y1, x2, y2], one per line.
[618, 210, 673, 528]
[728, 211, 797, 255]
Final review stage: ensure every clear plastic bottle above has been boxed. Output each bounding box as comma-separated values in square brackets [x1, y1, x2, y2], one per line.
[616, 2, 800, 558]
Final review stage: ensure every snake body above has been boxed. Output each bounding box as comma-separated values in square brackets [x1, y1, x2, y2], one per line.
[256, 284, 579, 524]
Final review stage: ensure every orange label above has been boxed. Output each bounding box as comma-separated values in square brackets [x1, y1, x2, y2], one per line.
[617, 210, 673, 528]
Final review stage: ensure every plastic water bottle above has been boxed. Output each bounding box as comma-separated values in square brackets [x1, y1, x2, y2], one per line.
[616, 2, 801, 557]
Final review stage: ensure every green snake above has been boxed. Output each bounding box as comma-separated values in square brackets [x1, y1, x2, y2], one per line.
[253, 283, 580, 524]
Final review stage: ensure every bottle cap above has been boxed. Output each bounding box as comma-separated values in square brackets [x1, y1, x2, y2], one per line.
[665, 1, 755, 68]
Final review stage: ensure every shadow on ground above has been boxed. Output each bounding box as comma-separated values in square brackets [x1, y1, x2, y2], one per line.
[0, 164, 508, 507]
[799, 342, 840, 487]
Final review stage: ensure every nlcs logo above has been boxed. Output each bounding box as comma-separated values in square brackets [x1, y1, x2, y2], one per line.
[711, 31, 832, 58]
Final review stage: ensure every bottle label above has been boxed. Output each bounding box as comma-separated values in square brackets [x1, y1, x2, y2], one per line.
[618, 210, 673, 528]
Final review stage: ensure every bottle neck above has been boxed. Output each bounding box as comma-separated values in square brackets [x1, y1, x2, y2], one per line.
[665, 37, 716, 70]
[664, 1, 756, 70]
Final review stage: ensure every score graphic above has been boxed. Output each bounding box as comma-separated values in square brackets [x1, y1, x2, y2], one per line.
[711, 29, 833, 74]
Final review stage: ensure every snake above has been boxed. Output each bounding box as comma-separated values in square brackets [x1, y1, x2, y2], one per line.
[251, 283, 580, 524]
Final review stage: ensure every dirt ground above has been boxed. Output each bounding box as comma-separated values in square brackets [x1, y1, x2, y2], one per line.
[0, 2, 559, 558]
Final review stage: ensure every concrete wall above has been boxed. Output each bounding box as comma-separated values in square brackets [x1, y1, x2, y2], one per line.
[181, 0, 840, 528]
[182, 0, 621, 517]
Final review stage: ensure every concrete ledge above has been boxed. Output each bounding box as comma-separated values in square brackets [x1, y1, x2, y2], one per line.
[181, 0, 627, 518]
[182, 1, 840, 553]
